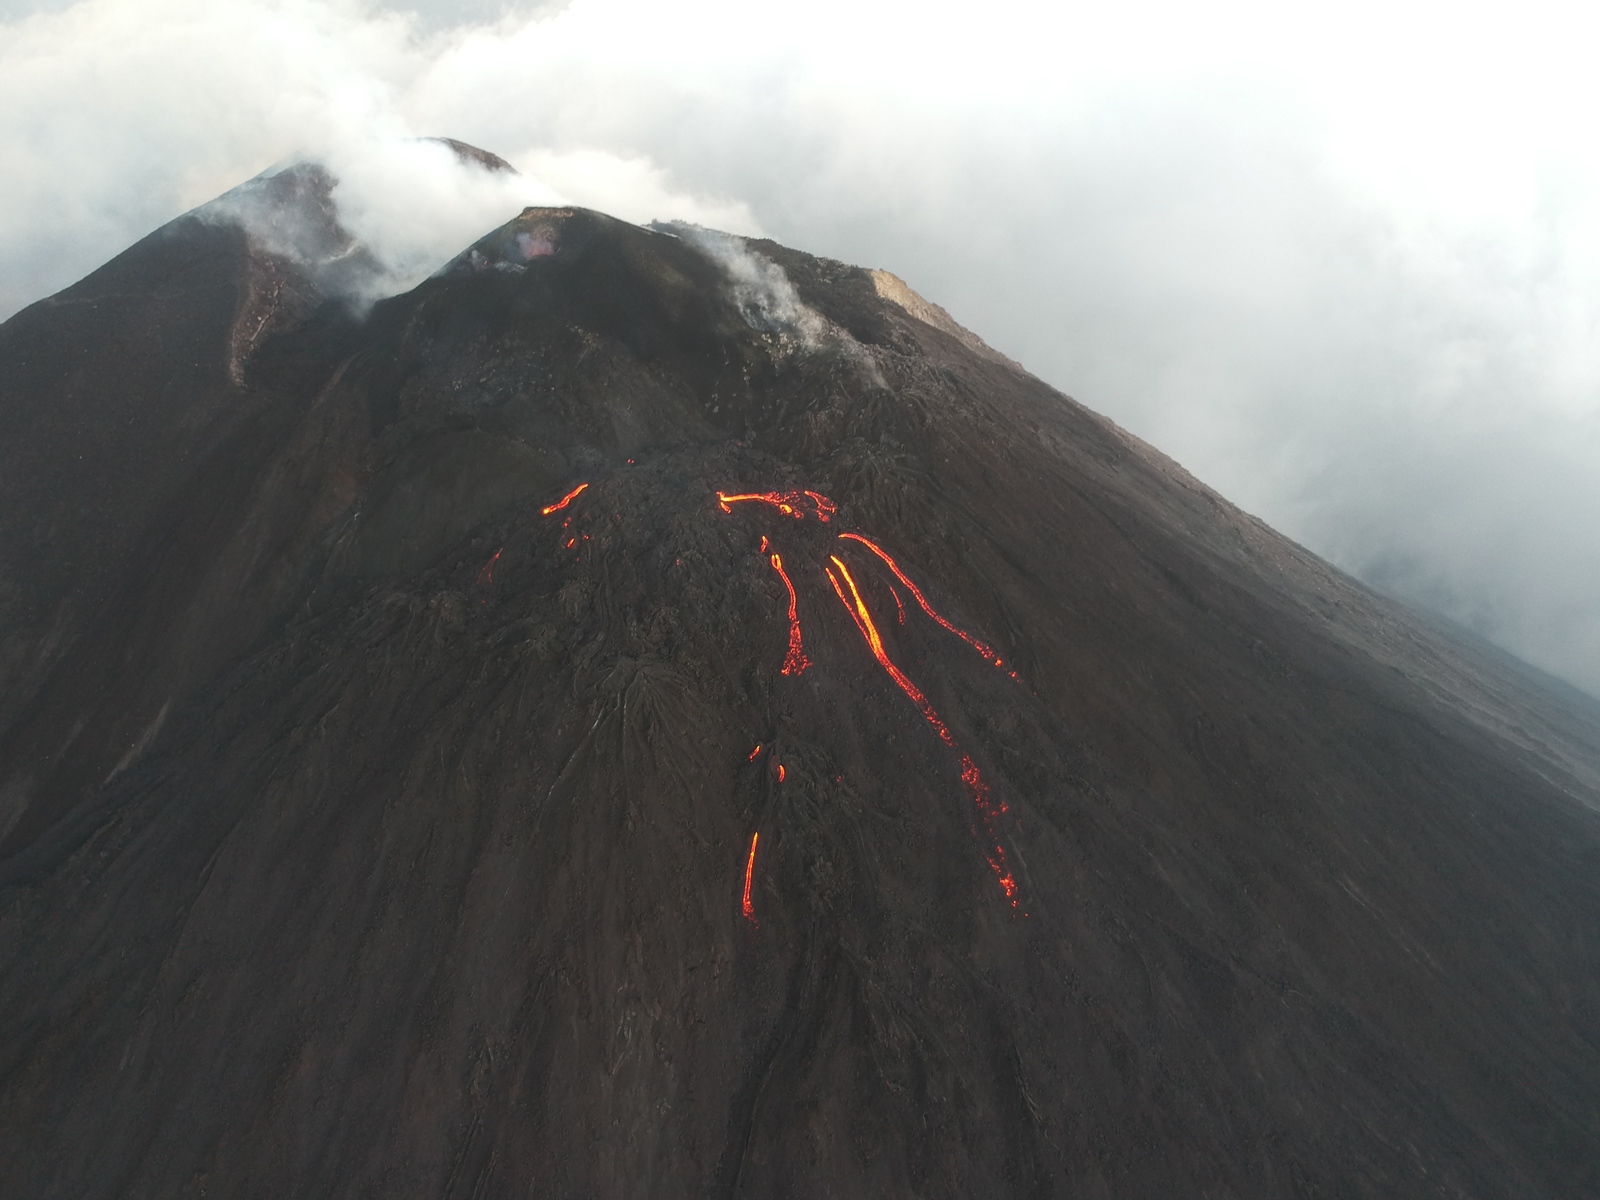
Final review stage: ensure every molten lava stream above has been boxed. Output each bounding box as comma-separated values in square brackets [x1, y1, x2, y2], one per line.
[767, 552, 810, 676]
[541, 482, 589, 515]
[837, 532, 1019, 679]
[825, 555, 1020, 907]
[717, 490, 836, 521]
[803, 491, 838, 521]
[719, 490, 800, 518]
[742, 831, 760, 923]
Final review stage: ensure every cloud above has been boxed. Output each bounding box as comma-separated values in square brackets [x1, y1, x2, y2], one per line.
[4, 0, 1600, 694]
[0, 0, 751, 314]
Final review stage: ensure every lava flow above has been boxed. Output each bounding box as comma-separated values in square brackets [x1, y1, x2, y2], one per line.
[476, 547, 503, 588]
[826, 557, 944, 731]
[541, 482, 589, 516]
[826, 555, 1020, 906]
[768, 552, 810, 676]
[718, 490, 835, 521]
[716, 486, 1020, 906]
[742, 832, 760, 923]
[838, 533, 1019, 679]
[803, 491, 838, 521]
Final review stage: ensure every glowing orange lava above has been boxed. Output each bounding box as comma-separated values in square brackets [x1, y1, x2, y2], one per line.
[838, 532, 1019, 679]
[767, 552, 810, 675]
[803, 491, 838, 522]
[476, 547, 503, 587]
[748, 744, 763, 762]
[719, 491, 798, 517]
[826, 557, 942, 733]
[717, 490, 837, 521]
[742, 831, 760, 922]
[541, 482, 589, 515]
[712, 486, 1021, 907]
[826, 555, 1020, 906]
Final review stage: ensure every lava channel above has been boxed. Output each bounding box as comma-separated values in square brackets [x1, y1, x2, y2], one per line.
[768, 551, 810, 676]
[718, 490, 836, 521]
[476, 547, 503, 588]
[826, 555, 1020, 907]
[541, 482, 589, 515]
[742, 831, 760, 923]
[838, 532, 1019, 679]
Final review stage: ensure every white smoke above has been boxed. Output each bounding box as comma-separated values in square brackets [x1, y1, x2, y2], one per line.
[660, 222, 826, 344]
[0, 0, 756, 314]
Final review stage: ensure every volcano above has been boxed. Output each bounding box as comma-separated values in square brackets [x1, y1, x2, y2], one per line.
[2, 152, 1599, 1198]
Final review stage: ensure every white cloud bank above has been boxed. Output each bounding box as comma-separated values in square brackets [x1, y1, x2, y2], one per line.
[4, 0, 1600, 693]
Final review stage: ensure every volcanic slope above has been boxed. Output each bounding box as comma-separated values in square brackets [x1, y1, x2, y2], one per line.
[2, 181, 1599, 1199]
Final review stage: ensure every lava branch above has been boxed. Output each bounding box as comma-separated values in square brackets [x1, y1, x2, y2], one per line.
[718, 490, 835, 521]
[768, 552, 811, 676]
[837, 532, 1020, 680]
[827, 556, 943, 730]
[541, 482, 589, 516]
[803, 491, 838, 521]
[476, 547, 503, 588]
[742, 831, 761, 923]
[826, 555, 1021, 907]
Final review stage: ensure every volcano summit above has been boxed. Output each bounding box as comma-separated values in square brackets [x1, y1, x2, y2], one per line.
[1, 154, 1598, 1198]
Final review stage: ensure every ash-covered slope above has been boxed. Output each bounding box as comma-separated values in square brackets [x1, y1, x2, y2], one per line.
[2, 181, 1599, 1199]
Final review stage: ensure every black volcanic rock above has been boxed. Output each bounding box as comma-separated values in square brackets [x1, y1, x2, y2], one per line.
[2, 188, 1600, 1198]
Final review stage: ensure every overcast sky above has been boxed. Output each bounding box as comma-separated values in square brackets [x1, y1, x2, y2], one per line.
[4, 0, 1599, 693]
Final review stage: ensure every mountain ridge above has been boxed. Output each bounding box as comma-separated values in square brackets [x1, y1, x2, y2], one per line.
[0, 159, 1598, 1197]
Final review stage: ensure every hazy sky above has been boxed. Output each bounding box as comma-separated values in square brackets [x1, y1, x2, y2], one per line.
[4, 0, 1599, 693]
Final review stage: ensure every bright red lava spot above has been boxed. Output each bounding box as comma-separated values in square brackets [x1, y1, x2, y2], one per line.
[541, 482, 589, 515]
[717, 490, 836, 521]
[759, 535, 770, 553]
[826, 555, 1019, 907]
[742, 831, 760, 923]
[476, 547, 503, 587]
[889, 583, 907, 625]
[748, 744, 763, 762]
[767, 552, 811, 676]
[838, 532, 1019, 679]
[776, 763, 786, 782]
[565, 538, 577, 549]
